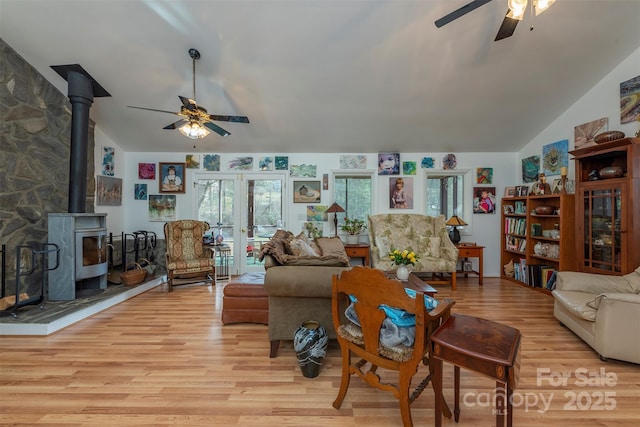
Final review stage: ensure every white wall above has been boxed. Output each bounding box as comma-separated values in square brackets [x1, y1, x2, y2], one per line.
[519, 47, 640, 178]
[114, 151, 517, 277]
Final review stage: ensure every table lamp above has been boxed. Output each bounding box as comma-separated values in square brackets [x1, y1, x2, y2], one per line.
[446, 215, 467, 245]
[326, 202, 345, 237]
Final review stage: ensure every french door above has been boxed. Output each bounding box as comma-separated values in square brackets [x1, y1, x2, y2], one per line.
[196, 173, 285, 275]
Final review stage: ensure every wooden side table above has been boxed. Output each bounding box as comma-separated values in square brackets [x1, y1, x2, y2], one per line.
[456, 244, 484, 285]
[344, 243, 370, 266]
[432, 314, 521, 427]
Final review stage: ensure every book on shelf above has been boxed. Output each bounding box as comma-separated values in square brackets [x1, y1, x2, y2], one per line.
[526, 264, 557, 288]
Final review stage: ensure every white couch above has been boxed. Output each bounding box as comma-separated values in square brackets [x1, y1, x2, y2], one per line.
[552, 267, 640, 364]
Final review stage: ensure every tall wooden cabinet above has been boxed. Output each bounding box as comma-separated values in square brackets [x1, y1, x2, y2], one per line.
[569, 137, 640, 275]
[501, 194, 576, 293]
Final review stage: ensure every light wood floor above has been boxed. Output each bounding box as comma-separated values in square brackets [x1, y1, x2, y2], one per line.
[1, 277, 638, 426]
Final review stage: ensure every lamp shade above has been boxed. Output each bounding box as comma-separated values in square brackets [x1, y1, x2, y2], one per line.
[179, 121, 211, 139]
[326, 202, 345, 213]
[446, 215, 468, 227]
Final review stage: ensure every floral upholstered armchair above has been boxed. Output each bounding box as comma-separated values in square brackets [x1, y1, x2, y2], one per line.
[368, 214, 459, 290]
[164, 220, 215, 291]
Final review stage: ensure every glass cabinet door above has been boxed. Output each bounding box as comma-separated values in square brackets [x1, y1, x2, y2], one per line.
[582, 187, 623, 272]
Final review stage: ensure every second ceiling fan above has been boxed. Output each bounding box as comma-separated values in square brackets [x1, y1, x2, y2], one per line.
[128, 48, 249, 139]
[434, 0, 556, 41]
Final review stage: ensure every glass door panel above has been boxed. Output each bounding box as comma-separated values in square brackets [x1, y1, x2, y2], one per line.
[583, 188, 623, 273]
[197, 177, 237, 276]
[243, 175, 284, 272]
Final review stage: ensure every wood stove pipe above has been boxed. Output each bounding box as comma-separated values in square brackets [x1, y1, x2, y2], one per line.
[50, 64, 110, 213]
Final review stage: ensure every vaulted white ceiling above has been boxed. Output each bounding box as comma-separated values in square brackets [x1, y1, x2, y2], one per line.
[1, 0, 639, 153]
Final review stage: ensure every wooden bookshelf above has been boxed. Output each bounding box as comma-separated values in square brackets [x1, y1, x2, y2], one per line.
[500, 194, 576, 294]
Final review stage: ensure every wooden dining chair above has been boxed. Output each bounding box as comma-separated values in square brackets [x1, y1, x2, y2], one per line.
[331, 266, 455, 427]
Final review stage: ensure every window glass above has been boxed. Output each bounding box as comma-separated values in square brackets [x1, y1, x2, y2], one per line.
[334, 175, 372, 222]
[425, 172, 467, 220]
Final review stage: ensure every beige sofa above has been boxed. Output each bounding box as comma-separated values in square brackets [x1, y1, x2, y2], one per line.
[258, 231, 351, 357]
[368, 214, 459, 290]
[552, 268, 640, 364]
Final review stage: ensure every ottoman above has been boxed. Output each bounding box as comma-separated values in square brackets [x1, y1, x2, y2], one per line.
[222, 272, 268, 325]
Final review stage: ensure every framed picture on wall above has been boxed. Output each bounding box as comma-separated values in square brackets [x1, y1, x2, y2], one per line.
[159, 162, 185, 194]
[293, 181, 321, 203]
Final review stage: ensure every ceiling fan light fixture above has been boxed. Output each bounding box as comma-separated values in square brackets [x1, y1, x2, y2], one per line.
[507, 0, 528, 20]
[533, 0, 556, 15]
[179, 121, 210, 139]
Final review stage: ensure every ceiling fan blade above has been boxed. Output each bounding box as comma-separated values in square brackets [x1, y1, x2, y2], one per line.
[208, 114, 250, 124]
[163, 119, 189, 130]
[434, 0, 492, 28]
[128, 105, 180, 115]
[495, 12, 520, 41]
[203, 120, 231, 137]
[179, 96, 198, 112]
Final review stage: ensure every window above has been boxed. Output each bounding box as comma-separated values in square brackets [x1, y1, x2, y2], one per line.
[425, 171, 470, 221]
[333, 174, 373, 222]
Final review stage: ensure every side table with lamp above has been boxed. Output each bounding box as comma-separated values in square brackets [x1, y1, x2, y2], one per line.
[446, 215, 483, 285]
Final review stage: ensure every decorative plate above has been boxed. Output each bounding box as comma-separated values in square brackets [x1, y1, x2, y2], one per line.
[443, 154, 457, 170]
[594, 131, 625, 144]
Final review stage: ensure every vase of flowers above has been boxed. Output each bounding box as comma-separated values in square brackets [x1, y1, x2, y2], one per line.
[341, 218, 367, 244]
[388, 248, 419, 280]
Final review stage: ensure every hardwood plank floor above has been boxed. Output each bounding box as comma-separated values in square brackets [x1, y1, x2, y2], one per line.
[1, 277, 638, 426]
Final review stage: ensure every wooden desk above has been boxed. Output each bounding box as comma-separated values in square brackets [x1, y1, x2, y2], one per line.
[344, 243, 370, 266]
[456, 244, 484, 285]
[432, 314, 521, 427]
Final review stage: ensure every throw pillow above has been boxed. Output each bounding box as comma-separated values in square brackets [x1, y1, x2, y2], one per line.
[295, 232, 322, 256]
[288, 238, 318, 257]
[315, 236, 348, 258]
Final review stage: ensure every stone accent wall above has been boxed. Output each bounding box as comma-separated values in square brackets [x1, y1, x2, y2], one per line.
[0, 38, 96, 298]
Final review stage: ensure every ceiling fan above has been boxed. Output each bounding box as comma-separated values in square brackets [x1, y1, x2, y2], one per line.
[128, 48, 249, 139]
[434, 0, 556, 41]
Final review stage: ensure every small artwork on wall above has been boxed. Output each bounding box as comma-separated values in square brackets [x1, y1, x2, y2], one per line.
[476, 168, 493, 184]
[403, 161, 417, 175]
[340, 155, 367, 169]
[421, 157, 435, 168]
[259, 157, 274, 171]
[620, 75, 640, 124]
[134, 184, 147, 200]
[149, 195, 176, 222]
[186, 154, 200, 169]
[521, 155, 540, 183]
[473, 187, 496, 214]
[389, 177, 413, 209]
[543, 139, 569, 177]
[159, 162, 185, 193]
[290, 164, 317, 177]
[228, 157, 253, 170]
[96, 176, 122, 206]
[378, 153, 400, 175]
[203, 154, 220, 171]
[293, 181, 321, 203]
[442, 153, 457, 170]
[138, 162, 156, 179]
[307, 205, 328, 222]
[102, 146, 114, 176]
[274, 156, 289, 170]
[574, 117, 608, 149]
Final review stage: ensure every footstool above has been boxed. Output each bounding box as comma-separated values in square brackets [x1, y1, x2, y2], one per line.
[222, 272, 268, 325]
